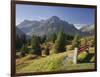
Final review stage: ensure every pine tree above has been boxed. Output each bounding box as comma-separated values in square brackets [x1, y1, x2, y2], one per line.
[22, 34, 27, 44]
[51, 33, 57, 43]
[16, 35, 23, 50]
[46, 33, 57, 43]
[41, 35, 46, 44]
[20, 44, 26, 57]
[31, 35, 41, 55]
[50, 28, 66, 54]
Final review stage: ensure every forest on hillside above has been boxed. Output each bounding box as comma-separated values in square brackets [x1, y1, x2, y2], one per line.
[16, 28, 95, 73]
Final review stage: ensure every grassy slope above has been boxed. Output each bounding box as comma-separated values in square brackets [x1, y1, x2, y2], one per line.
[16, 49, 95, 73]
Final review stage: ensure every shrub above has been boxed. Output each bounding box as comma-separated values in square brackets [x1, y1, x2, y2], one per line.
[50, 47, 57, 55]
[90, 56, 95, 62]
[20, 51, 26, 57]
[42, 47, 49, 56]
[66, 45, 73, 51]
[77, 51, 88, 61]
[80, 38, 88, 46]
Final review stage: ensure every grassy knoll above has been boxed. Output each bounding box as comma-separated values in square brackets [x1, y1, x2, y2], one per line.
[16, 50, 95, 73]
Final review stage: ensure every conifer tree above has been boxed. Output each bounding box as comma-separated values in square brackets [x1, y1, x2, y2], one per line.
[31, 35, 41, 55]
[50, 28, 66, 54]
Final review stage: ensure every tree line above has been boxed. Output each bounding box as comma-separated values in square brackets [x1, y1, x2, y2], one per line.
[16, 28, 94, 58]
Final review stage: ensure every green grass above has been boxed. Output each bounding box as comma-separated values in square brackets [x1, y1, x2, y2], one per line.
[16, 52, 66, 73]
[16, 50, 95, 73]
[61, 63, 95, 71]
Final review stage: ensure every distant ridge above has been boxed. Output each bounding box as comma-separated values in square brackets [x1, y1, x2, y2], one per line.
[16, 16, 92, 37]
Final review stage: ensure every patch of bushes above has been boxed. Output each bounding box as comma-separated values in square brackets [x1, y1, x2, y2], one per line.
[77, 51, 88, 61]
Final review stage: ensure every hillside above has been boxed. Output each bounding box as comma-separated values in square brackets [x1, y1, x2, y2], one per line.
[16, 51, 95, 73]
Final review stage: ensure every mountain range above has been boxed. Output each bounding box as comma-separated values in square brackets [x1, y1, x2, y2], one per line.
[16, 16, 94, 38]
[80, 25, 94, 35]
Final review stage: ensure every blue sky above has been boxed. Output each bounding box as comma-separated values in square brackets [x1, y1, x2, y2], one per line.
[16, 4, 95, 28]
